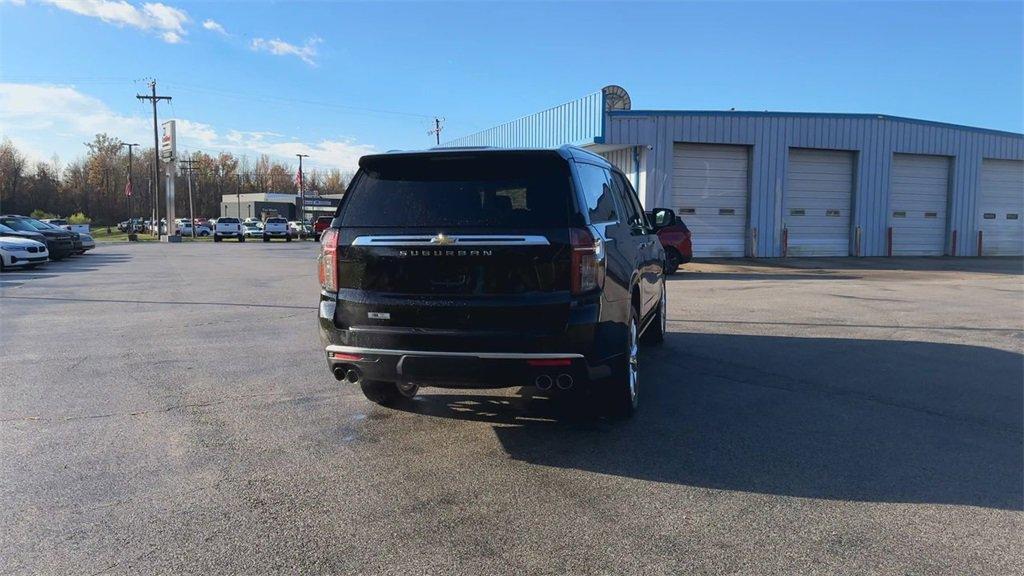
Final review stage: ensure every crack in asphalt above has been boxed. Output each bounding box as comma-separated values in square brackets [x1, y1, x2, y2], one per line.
[666, 318, 1021, 333]
[0, 390, 350, 424]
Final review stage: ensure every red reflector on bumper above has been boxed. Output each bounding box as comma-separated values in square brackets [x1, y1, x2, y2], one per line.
[329, 352, 362, 361]
[526, 358, 573, 367]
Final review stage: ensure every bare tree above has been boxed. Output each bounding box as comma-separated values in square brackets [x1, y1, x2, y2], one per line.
[0, 138, 27, 213]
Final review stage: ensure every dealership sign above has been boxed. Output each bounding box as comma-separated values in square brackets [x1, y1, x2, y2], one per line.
[160, 120, 176, 162]
[300, 197, 333, 206]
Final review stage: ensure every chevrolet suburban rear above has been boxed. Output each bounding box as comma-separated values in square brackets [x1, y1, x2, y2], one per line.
[318, 147, 669, 415]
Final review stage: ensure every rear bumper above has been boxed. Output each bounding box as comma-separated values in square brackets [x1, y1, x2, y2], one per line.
[324, 345, 595, 388]
[318, 290, 618, 388]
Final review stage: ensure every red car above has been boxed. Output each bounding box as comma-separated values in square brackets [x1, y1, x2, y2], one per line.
[648, 210, 692, 274]
[313, 216, 333, 239]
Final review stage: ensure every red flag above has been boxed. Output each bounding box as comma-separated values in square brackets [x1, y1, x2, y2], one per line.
[125, 181, 133, 197]
[294, 169, 303, 191]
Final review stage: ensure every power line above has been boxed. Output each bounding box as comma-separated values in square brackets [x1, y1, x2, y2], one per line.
[163, 82, 434, 120]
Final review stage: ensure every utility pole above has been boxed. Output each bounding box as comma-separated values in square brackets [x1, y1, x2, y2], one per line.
[428, 117, 445, 146]
[178, 156, 197, 237]
[121, 143, 140, 237]
[236, 174, 242, 220]
[136, 80, 171, 236]
[296, 153, 309, 223]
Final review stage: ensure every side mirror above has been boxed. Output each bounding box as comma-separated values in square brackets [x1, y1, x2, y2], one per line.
[650, 208, 676, 230]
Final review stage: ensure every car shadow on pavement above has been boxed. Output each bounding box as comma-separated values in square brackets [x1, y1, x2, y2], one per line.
[396, 332, 1024, 511]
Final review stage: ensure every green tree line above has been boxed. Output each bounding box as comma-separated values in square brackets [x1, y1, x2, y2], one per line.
[0, 135, 352, 225]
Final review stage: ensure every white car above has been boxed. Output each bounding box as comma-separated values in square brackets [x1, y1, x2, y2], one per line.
[179, 222, 212, 237]
[262, 217, 291, 242]
[77, 231, 96, 253]
[0, 237, 49, 271]
[288, 221, 311, 239]
[213, 217, 244, 242]
[242, 223, 263, 238]
[42, 219, 90, 234]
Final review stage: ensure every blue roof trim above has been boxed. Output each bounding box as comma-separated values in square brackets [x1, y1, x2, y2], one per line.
[609, 110, 1023, 138]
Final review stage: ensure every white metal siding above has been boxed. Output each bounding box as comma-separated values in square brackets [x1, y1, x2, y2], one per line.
[890, 154, 951, 256]
[783, 149, 855, 256]
[978, 159, 1024, 255]
[606, 112, 1023, 257]
[672, 144, 749, 257]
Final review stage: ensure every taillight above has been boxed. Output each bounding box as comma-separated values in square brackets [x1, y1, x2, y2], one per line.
[570, 227, 605, 295]
[318, 228, 339, 291]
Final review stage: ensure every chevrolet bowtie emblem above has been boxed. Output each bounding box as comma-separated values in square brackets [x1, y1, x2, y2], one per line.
[430, 233, 454, 245]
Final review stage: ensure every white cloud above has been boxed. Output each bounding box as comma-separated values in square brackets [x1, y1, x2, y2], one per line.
[251, 36, 321, 66]
[40, 0, 189, 44]
[0, 83, 373, 171]
[202, 18, 226, 35]
[0, 0, 28, 6]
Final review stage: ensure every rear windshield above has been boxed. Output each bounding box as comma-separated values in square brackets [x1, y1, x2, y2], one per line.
[340, 153, 571, 228]
[266, 218, 286, 224]
[219, 218, 239, 224]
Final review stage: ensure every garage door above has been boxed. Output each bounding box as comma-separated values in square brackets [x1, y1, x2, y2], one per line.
[783, 149, 855, 256]
[672, 143, 749, 257]
[978, 159, 1024, 256]
[890, 154, 950, 256]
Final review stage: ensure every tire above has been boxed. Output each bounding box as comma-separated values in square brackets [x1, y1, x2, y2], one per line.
[641, 280, 666, 345]
[606, 304, 640, 417]
[664, 248, 681, 275]
[359, 380, 415, 405]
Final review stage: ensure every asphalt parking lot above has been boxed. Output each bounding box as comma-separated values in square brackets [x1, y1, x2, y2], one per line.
[1, 243, 1021, 575]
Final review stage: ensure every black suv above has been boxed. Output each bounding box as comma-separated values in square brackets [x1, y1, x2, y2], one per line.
[317, 147, 674, 416]
[0, 215, 76, 260]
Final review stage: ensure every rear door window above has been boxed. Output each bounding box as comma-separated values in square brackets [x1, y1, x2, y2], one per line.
[340, 153, 571, 228]
[575, 163, 617, 224]
[610, 172, 646, 229]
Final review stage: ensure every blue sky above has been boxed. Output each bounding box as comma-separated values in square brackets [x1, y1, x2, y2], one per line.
[1, 0, 1021, 171]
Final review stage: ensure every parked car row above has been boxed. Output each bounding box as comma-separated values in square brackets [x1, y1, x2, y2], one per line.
[0, 214, 95, 271]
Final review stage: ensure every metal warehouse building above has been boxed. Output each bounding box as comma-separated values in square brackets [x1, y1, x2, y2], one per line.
[443, 86, 1024, 258]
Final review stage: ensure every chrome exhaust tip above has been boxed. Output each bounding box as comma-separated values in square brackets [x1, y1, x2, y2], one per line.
[556, 374, 574, 390]
[332, 366, 346, 381]
[535, 374, 553, 391]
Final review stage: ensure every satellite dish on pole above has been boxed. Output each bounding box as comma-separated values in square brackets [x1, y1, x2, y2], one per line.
[602, 85, 631, 111]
